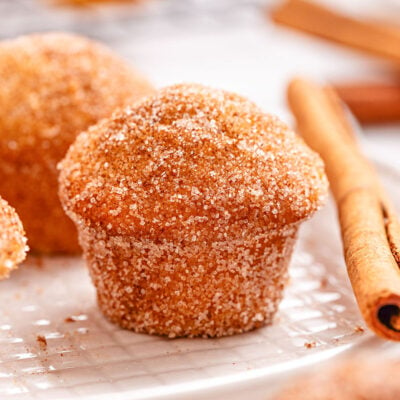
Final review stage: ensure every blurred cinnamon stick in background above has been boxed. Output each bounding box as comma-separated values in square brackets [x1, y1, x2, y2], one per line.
[288, 77, 400, 341]
[271, 0, 400, 63]
[333, 82, 400, 124]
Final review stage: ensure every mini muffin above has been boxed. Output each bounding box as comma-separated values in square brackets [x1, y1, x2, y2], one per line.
[0, 197, 27, 280]
[0, 32, 153, 253]
[59, 84, 328, 337]
[274, 357, 400, 400]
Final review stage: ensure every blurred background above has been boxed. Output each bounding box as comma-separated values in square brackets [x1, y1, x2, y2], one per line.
[1, 0, 398, 167]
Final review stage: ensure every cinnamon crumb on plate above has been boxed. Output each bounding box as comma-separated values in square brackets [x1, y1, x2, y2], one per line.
[36, 335, 47, 350]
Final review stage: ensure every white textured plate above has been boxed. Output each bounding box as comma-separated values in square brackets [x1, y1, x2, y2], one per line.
[3, 172, 393, 399]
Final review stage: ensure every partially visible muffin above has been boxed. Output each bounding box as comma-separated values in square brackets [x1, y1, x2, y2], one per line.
[274, 357, 400, 400]
[0, 32, 153, 253]
[59, 83, 328, 337]
[0, 197, 27, 280]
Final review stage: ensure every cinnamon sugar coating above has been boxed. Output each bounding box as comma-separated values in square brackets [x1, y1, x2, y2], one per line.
[59, 84, 328, 337]
[0, 32, 153, 253]
[0, 197, 27, 280]
[274, 358, 400, 400]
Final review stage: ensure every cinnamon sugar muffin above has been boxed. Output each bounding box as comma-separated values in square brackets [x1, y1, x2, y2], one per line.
[274, 357, 400, 400]
[0, 197, 27, 280]
[59, 84, 328, 337]
[0, 32, 153, 253]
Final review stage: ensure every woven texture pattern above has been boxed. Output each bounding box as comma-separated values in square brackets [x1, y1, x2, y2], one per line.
[0, 198, 369, 399]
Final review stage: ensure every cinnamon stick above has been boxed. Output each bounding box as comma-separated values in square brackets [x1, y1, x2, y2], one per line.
[271, 0, 400, 64]
[287, 77, 400, 341]
[333, 82, 400, 124]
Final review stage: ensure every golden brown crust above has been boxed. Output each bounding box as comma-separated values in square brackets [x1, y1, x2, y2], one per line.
[60, 83, 328, 242]
[0, 32, 153, 253]
[59, 84, 328, 337]
[0, 197, 27, 279]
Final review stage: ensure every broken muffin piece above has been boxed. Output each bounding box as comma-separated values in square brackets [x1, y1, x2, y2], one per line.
[0, 197, 27, 280]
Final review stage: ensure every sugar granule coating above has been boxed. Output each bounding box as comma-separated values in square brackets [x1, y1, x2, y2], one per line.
[274, 358, 400, 400]
[0, 32, 153, 253]
[59, 83, 328, 337]
[0, 197, 27, 280]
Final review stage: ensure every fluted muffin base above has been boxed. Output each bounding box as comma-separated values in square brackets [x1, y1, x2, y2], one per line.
[78, 224, 298, 338]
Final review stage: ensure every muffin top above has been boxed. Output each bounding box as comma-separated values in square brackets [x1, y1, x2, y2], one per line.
[0, 197, 27, 279]
[59, 84, 328, 242]
[0, 32, 153, 165]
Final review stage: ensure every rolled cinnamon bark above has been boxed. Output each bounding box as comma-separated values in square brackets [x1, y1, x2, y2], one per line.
[334, 83, 400, 124]
[271, 0, 400, 64]
[288, 77, 400, 340]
